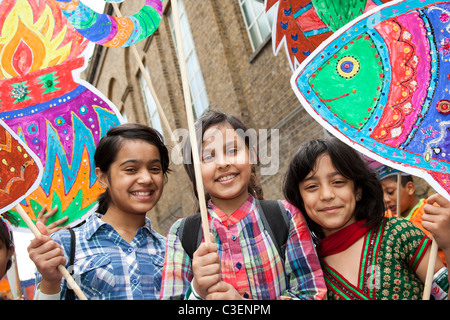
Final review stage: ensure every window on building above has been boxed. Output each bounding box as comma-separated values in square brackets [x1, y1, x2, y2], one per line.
[139, 67, 164, 136]
[239, 0, 274, 51]
[168, 0, 209, 118]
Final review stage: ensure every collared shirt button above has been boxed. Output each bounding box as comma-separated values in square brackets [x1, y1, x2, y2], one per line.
[236, 262, 242, 270]
[128, 247, 134, 253]
[243, 292, 249, 298]
[231, 235, 237, 241]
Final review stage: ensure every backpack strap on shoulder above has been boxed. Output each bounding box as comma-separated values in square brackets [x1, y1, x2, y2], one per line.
[256, 200, 290, 262]
[179, 200, 290, 262]
[179, 214, 203, 260]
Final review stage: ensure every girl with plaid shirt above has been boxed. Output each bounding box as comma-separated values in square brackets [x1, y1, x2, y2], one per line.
[160, 110, 326, 300]
[28, 124, 169, 300]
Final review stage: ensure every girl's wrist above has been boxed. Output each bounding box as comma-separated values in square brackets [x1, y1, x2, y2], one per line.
[186, 280, 204, 300]
[40, 278, 62, 295]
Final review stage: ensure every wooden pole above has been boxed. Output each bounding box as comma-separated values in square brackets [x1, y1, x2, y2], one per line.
[110, 2, 209, 243]
[168, 0, 211, 244]
[14, 205, 87, 300]
[12, 252, 22, 298]
[396, 172, 401, 217]
[422, 240, 439, 300]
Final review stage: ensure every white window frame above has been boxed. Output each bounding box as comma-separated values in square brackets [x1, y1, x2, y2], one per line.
[139, 67, 164, 136]
[168, 0, 209, 118]
[238, 0, 274, 51]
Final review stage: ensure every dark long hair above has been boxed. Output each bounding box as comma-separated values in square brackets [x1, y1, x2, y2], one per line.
[283, 138, 385, 243]
[94, 123, 170, 214]
[183, 109, 262, 210]
[0, 215, 14, 273]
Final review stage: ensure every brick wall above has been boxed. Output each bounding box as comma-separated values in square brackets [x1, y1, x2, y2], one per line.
[81, 0, 434, 237]
[81, 0, 328, 235]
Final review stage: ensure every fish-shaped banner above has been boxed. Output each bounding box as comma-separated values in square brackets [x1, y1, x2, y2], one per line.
[292, 0, 450, 199]
[0, 120, 42, 214]
[55, 0, 163, 48]
[0, 0, 122, 229]
[266, 0, 392, 71]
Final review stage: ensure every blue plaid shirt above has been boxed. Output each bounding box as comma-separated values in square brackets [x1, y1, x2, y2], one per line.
[34, 213, 166, 300]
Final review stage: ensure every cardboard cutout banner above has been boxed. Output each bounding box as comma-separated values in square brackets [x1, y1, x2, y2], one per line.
[0, 0, 122, 229]
[292, 0, 450, 199]
[55, 0, 163, 48]
[266, 0, 392, 71]
[0, 120, 42, 214]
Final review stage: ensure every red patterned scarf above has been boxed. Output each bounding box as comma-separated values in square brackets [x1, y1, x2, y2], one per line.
[318, 219, 370, 257]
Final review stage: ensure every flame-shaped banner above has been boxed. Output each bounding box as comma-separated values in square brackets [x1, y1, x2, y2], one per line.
[0, 0, 122, 229]
[0, 119, 42, 215]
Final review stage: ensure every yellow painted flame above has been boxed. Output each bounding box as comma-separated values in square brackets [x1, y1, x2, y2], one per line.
[0, 0, 86, 80]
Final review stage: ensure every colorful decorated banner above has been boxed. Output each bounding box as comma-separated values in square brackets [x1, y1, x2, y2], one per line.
[55, 0, 163, 48]
[0, 0, 123, 229]
[0, 120, 42, 215]
[292, 0, 450, 199]
[266, 0, 392, 71]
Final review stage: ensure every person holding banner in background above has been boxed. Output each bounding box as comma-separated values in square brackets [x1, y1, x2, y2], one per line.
[283, 137, 449, 300]
[28, 124, 169, 300]
[379, 167, 425, 221]
[379, 166, 447, 266]
[160, 110, 326, 300]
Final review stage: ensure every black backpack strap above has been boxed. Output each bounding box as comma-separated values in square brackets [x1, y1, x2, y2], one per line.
[257, 200, 290, 262]
[179, 214, 203, 261]
[179, 200, 290, 262]
[65, 228, 76, 300]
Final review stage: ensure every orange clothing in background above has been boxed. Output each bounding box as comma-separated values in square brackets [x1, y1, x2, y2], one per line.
[386, 199, 447, 266]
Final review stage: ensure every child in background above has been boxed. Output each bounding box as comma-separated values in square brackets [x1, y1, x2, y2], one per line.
[0, 216, 14, 282]
[28, 123, 169, 300]
[0, 216, 14, 300]
[0, 208, 66, 300]
[379, 166, 424, 221]
[160, 110, 326, 300]
[379, 166, 446, 265]
[283, 137, 448, 300]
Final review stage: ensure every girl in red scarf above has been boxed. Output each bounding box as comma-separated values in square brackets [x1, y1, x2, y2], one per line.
[283, 138, 449, 300]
